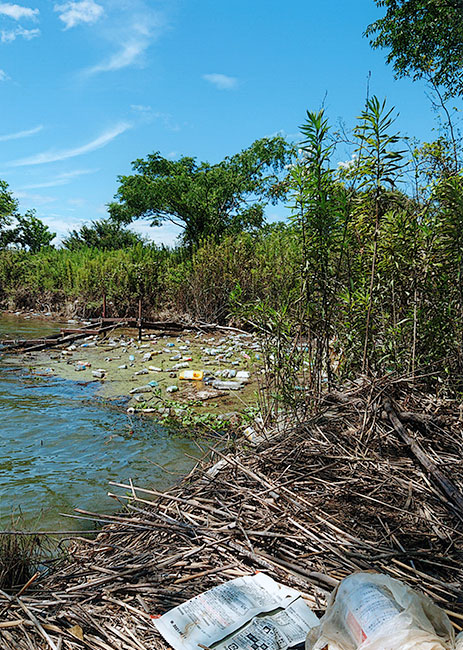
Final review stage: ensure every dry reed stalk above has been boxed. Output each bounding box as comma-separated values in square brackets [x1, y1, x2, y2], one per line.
[3, 377, 463, 648]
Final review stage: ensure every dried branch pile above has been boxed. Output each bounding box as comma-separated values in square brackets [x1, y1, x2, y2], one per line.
[2, 378, 463, 649]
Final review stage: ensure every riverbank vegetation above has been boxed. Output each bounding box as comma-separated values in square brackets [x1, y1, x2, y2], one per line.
[2, 95, 463, 398]
[2, 2, 463, 646]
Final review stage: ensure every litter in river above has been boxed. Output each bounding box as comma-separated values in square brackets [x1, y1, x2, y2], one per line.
[4, 321, 265, 428]
[179, 369, 204, 380]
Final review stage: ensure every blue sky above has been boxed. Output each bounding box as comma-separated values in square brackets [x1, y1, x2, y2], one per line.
[0, 0, 443, 246]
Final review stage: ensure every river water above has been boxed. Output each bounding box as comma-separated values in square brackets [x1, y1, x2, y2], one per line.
[0, 314, 199, 531]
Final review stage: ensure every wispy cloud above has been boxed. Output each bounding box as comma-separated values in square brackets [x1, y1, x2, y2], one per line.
[9, 122, 131, 167]
[130, 104, 152, 113]
[19, 168, 98, 189]
[13, 191, 57, 205]
[54, 0, 104, 29]
[83, 2, 166, 76]
[0, 124, 43, 142]
[0, 69, 9, 81]
[87, 39, 145, 73]
[130, 219, 181, 246]
[0, 3, 39, 21]
[86, 23, 153, 74]
[203, 73, 238, 90]
[130, 104, 180, 131]
[1, 26, 40, 42]
[67, 197, 86, 207]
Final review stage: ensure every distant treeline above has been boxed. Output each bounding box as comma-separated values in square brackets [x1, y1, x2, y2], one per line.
[0, 226, 297, 323]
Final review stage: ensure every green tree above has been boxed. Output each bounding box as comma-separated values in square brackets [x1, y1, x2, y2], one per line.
[63, 218, 146, 251]
[108, 136, 294, 247]
[14, 211, 55, 252]
[366, 0, 463, 97]
[0, 179, 19, 248]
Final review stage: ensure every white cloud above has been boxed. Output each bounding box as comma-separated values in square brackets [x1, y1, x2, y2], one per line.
[1, 26, 40, 42]
[130, 104, 152, 113]
[203, 73, 238, 90]
[130, 219, 181, 246]
[0, 3, 39, 21]
[86, 29, 149, 74]
[130, 105, 180, 131]
[54, 0, 103, 29]
[24, 213, 85, 244]
[19, 168, 98, 189]
[83, 3, 166, 76]
[13, 191, 57, 205]
[67, 197, 86, 207]
[9, 122, 131, 167]
[0, 69, 9, 81]
[0, 124, 43, 142]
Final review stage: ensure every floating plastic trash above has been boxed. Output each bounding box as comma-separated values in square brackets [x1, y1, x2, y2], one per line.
[179, 370, 204, 381]
[129, 385, 152, 394]
[212, 380, 244, 391]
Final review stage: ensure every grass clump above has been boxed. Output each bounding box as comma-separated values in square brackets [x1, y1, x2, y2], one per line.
[0, 532, 41, 590]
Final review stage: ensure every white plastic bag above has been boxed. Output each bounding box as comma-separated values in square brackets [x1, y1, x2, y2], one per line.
[306, 572, 455, 650]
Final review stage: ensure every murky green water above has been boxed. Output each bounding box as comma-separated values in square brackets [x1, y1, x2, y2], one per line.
[0, 314, 200, 531]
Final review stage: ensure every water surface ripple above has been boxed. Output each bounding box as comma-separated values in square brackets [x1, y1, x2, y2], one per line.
[0, 314, 198, 530]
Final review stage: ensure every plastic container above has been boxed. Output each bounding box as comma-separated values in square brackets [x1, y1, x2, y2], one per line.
[179, 370, 204, 381]
[306, 572, 454, 650]
[212, 380, 244, 391]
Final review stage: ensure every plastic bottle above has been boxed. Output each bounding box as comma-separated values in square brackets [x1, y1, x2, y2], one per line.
[179, 370, 204, 381]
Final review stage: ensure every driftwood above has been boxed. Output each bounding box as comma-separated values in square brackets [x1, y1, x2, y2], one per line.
[59, 328, 103, 335]
[88, 317, 251, 335]
[12, 322, 127, 353]
[1, 331, 66, 350]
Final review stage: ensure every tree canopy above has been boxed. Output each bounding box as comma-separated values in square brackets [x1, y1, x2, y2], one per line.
[14, 211, 55, 252]
[0, 179, 18, 248]
[108, 136, 294, 247]
[366, 0, 463, 97]
[0, 180, 55, 251]
[63, 218, 146, 251]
